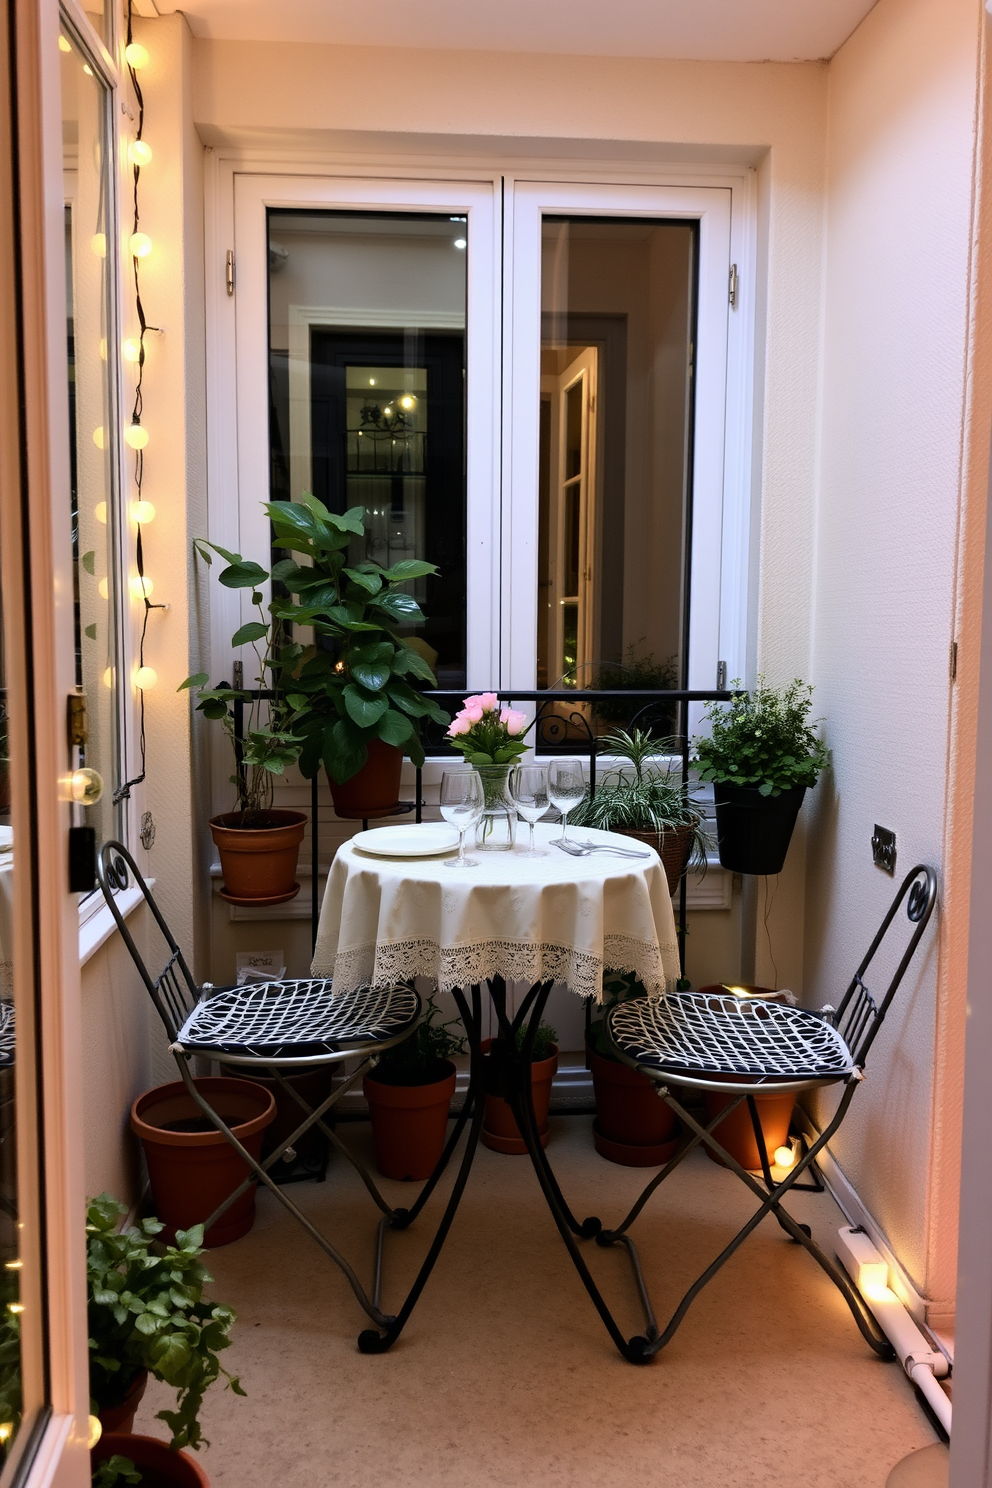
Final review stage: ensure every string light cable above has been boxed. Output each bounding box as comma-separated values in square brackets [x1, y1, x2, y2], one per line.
[115, 2, 164, 805]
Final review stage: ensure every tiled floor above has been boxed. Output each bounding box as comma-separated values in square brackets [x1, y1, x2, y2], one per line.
[135, 1116, 937, 1487]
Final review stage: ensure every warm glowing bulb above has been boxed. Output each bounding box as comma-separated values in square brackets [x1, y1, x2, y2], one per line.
[0, 1423, 11, 1443]
[399, 395, 415, 410]
[92, 426, 106, 450]
[98, 578, 109, 600]
[124, 42, 149, 69]
[128, 139, 152, 167]
[369, 377, 376, 386]
[4, 1260, 21, 1271]
[123, 337, 141, 362]
[134, 666, 157, 690]
[103, 667, 114, 689]
[98, 337, 107, 361]
[383, 406, 393, 418]
[58, 34, 71, 52]
[124, 422, 149, 450]
[131, 500, 155, 524]
[90, 232, 106, 258]
[94, 503, 107, 525]
[453, 237, 467, 250]
[129, 574, 153, 599]
[7, 1303, 23, 1315]
[129, 232, 152, 258]
[773, 1145, 795, 1169]
[88, 1416, 102, 1449]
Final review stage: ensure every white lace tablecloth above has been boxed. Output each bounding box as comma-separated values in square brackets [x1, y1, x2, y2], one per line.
[312, 823, 680, 1002]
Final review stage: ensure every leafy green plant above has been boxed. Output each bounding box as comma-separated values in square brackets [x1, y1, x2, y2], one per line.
[693, 677, 829, 797]
[373, 991, 465, 1085]
[570, 728, 709, 871]
[588, 644, 679, 729]
[92, 1457, 141, 1487]
[514, 1021, 557, 1061]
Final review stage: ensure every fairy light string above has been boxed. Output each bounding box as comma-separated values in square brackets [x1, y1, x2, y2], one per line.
[114, 2, 164, 805]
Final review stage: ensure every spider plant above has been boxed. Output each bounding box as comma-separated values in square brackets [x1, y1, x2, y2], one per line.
[571, 727, 709, 872]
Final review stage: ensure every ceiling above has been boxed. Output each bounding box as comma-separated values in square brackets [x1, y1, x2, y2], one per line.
[149, 0, 880, 62]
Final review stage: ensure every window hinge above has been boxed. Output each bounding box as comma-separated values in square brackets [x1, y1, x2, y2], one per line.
[716, 660, 728, 690]
[950, 640, 958, 681]
[226, 250, 235, 296]
[728, 263, 738, 308]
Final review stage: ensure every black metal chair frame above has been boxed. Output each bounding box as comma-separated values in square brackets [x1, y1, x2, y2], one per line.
[97, 840, 494, 1346]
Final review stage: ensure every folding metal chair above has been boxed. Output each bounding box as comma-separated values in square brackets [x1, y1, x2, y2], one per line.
[585, 862, 937, 1364]
[97, 840, 480, 1340]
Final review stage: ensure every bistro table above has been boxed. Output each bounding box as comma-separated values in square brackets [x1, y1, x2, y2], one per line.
[311, 820, 680, 1357]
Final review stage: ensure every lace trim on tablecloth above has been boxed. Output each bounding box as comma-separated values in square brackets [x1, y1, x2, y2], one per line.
[328, 935, 678, 1002]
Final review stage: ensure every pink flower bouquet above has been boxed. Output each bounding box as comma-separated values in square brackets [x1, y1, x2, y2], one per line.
[445, 693, 533, 765]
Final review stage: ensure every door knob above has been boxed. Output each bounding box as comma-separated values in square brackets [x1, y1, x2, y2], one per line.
[68, 768, 104, 805]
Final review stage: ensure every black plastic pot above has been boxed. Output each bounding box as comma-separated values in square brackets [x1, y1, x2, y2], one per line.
[713, 782, 806, 875]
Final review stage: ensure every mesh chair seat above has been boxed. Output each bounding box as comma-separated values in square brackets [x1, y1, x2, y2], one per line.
[176, 978, 420, 1063]
[609, 990, 855, 1089]
[0, 1001, 14, 1069]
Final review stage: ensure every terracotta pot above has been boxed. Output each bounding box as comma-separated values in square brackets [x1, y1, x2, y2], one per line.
[363, 1061, 456, 1180]
[480, 1038, 558, 1154]
[696, 984, 796, 1170]
[92, 1434, 210, 1487]
[614, 821, 697, 896]
[209, 809, 306, 906]
[97, 1368, 148, 1436]
[587, 1036, 679, 1167]
[130, 1077, 276, 1247]
[220, 1063, 335, 1174]
[328, 738, 403, 820]
[713, 782, 806, 875]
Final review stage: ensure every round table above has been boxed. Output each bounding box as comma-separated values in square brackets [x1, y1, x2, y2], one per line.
[312, 821, 680, 1000]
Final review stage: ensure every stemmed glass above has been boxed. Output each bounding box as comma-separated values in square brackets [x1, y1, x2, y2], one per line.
[439, 770, 485, 868]
[510, 765, 549, 857]
[547, 759, 586, 846]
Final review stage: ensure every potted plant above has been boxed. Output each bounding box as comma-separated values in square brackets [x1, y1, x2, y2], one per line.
[694, 676, 829, 875]
[570, 728, 709, 894]
[363, 992, 464, 1181]
[0, 1195, 242, 1484]
[480, 1021, 559, 1154]
[588, 972, 679, 1166]
[181, 543, 306, 906]
[264, 494, 449, 817]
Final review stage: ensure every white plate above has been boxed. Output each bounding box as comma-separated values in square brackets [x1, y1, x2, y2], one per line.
[351, 824, 460, 858]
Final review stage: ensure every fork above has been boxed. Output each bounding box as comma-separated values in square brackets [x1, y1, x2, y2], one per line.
[553, 838, 651, 860]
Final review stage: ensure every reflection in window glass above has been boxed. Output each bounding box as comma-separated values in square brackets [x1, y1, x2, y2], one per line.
[267, 210, 468, 688]
[538, 218, 697, 726]
[62, 28, 120, 855]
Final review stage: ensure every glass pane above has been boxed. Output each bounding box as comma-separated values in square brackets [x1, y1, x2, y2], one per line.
[268, 210, 468, 688]
[62, 27, 120, 853]
[537, 217, 697, 730]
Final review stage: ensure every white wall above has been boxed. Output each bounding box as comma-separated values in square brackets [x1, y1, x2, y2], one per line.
[805, 0, 987, 1318]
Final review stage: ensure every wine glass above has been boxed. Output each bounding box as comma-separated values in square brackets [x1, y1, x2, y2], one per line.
[547, 759, 586, 845]
[510, 765, 549, 857]
[439, 770, 485, 868]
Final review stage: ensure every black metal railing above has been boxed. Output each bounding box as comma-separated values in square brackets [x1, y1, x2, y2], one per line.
[229, 688, 737, 979]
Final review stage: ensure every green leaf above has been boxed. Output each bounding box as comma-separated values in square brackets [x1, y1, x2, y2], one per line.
[468, 752, 494, 767]
[342, 684, 389, 730]
[324, 717, 368, 784]
[342, 567, 382, 595]
[179, 673, 209, 691]
[382, 559, 438, 581]
[231, 621, 268, 646]
[327, 504, 366, 536]
[218, 561, 268, 590]
[376, 709, 415, 747]
[348, 641, 394, 692]
[375, 591, 423, 621]
[392, 644, 436, 684]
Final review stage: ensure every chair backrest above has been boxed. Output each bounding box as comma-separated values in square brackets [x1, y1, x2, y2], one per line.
[97, 840, 200, 1042]
[834, 864, 937, 1067]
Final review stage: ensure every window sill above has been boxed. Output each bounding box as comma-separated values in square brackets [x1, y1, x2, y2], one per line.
[79, 883, 148, 967]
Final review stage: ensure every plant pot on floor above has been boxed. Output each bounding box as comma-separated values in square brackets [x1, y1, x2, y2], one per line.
[97, 1368, 148, 1436]
[613, 821, 698, 897]
[696, 985, 796, 1170]
[209, 809, 306, 906]
[713, 783, 806, 875]
[586, 1031, 679, 1167]
[363, 1060, 456, 1181]
[130, 1077, 276, 1247]
[219, 1062, 335, 1178]
[92, 1434, 210, 1487]
[328, 738, 403, 820]
[481, 1038, 559, 1154]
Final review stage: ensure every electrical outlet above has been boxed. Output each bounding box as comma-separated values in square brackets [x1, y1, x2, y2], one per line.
[872, 825, 896, 875]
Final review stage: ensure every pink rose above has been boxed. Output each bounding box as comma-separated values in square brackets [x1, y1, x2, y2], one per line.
[500, 708, 528, 736]
[462, 694, 482, 710]
[463, 705, 484, 723]
[447, 715, 472, 737]
[478, 692, 499, 712]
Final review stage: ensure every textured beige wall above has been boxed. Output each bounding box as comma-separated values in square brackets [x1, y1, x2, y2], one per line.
[805, 0, 986, 1313]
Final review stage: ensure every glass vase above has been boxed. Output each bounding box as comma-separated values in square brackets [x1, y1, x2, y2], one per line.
[473, 765, 517, 852]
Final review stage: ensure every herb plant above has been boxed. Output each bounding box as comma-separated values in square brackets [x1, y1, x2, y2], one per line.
[694, 677, 829, 797]
[373, 991, 465, 1085]
[514, 1021, 558, 1061]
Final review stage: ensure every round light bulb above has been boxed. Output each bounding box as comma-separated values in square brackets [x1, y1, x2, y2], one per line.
[94, 502, 107, 525]
[98, 578, 109, 600]
[369, 377, 376, 386]
[131, 500, 155, 524]
[134, 666, 157, 690]
[453, 237, 467, 250]
[98, 337, 107, 361]
[128, 139, 152, 167]
[123, 337, 141, 362]
[88, 1416, 102, 1449]
[129, 232, 152, 258]
[399, 395, 416, 410]
[103, 667, 114, 689]
[124, 422, 149, 450]
[69, 768, 103, 805]
[92, 426, 106, 450]
[90, 232, 106, 258]
[774, 1145, 795, 1169]
[124, 41, 149, 69]
[129, 574, 153, 599]
[58, 35, 71, 52]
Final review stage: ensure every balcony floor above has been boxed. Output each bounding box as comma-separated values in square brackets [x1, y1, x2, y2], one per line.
[134, 1116, 937, 1486]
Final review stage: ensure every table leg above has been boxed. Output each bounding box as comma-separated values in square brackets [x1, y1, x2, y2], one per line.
[357, 984, 486, 1353]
